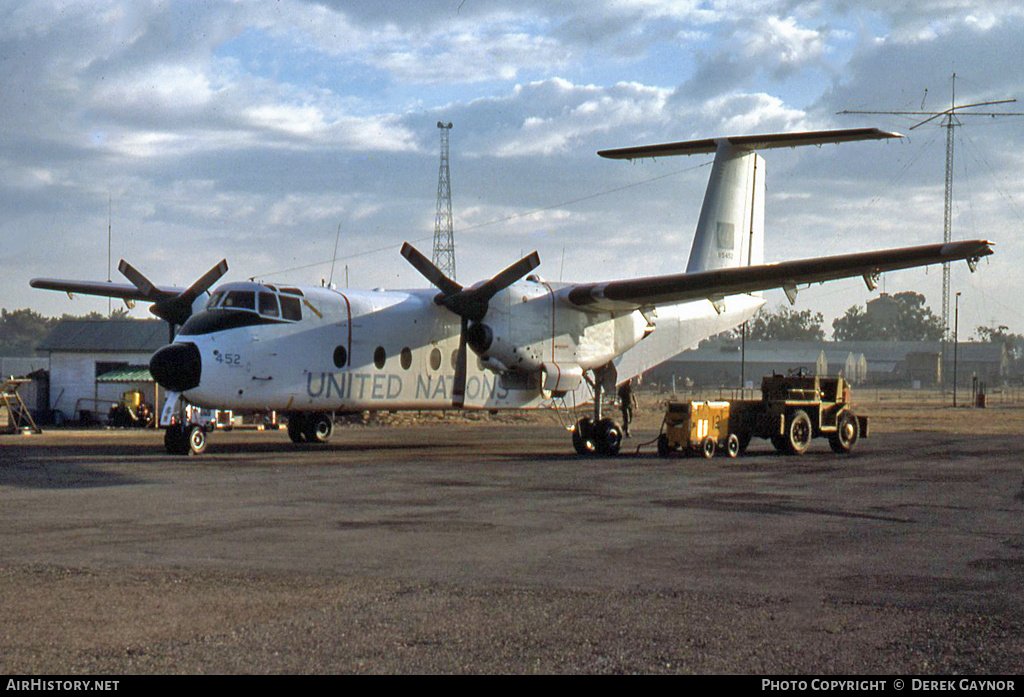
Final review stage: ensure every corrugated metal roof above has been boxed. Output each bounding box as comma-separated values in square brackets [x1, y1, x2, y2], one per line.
[668, 340, 1005, 365]
[37, 320, 167, 353]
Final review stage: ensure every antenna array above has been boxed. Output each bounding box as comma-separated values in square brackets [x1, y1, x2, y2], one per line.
[433, 122, 456, 281]
[840, 73, 1023, 387]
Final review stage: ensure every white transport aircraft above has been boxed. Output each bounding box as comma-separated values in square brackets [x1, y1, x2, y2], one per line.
[32, 128, 992, 456]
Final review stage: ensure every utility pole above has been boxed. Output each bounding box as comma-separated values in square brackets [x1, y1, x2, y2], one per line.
[954, 291, 961, 407]
[433, 122, 456, 280]
[839, 74, 1022, 389]
[107, 195, 112, 317]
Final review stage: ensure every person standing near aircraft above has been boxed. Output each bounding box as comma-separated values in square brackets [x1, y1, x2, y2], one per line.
[618, 377, 638, 437]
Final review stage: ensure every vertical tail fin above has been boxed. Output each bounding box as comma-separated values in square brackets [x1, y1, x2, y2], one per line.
[597, 127, 901, 275]
[686, 143, 764, 273]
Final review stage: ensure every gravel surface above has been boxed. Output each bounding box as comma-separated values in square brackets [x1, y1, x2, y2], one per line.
[2, 424, 1022, 674]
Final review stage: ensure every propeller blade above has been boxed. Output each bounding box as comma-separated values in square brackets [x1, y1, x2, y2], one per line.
[452, 317, 469, 408]
[477, 251, 541, 300]
[118, 260, 159, 299]
[441, 251, 541, 322]
[402, 243, 540, 325]
[151, 259, 229, 326]
[177, 259, 229, 306]
[400, 243, 461, 296]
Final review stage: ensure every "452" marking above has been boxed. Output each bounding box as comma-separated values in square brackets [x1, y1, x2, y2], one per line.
[215, 352, 242, 366]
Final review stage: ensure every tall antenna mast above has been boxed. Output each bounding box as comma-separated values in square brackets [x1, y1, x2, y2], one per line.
[433, 121, 456, 281]
[840, 74, 1022, 387]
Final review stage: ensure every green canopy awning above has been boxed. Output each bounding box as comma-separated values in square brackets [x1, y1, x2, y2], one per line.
[96, 366, 154, 383]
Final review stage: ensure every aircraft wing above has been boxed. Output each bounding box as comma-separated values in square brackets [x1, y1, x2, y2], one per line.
[31, 258, 228, 325]
[29, 279, 184, 302]
[564, 239, 993, 312]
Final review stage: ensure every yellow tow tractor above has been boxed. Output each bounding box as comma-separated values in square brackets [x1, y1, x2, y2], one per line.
[658, 374, 867, 458]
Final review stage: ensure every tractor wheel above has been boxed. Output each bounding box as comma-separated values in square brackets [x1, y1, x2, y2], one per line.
[829, 411, 859, 454]
[726, 433, 740, 458]
[785, 409, 812, 455]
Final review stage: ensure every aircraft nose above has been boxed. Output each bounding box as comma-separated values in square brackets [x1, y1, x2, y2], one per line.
[149, 342, 202, 392]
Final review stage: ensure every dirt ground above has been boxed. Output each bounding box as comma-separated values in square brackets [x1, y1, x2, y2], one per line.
[2, 395, 1023, 674]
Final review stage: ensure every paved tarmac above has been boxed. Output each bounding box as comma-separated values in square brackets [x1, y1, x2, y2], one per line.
[1, 424, 1022, 673]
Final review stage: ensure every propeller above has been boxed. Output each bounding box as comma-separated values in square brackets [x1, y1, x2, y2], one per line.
[400, 243, 540, 407]
[119, 258, 229, 337]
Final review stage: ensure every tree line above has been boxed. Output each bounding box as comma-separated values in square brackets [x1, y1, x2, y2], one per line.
[1, 307, 131, 357]
[723, 291, 1022, 367]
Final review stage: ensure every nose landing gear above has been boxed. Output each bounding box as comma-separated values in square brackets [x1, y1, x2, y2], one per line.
[164, 423, 207, 455]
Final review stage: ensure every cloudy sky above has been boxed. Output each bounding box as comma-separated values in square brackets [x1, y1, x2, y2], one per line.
[3, 0, 1023, 337]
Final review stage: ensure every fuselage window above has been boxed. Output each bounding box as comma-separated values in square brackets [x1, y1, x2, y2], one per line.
[400, 347, 413, 370]
[258, 292, 280, 318]
[280, 295, 302, 321]
[222, 290, 255, 311]
[333, 346, 347, 368]
[374, 346, 387, 369]
[429, 347, 442, 371]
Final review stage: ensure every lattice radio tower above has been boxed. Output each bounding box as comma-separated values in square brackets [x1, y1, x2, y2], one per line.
[433, 121, 456, 280]
[840, 74, 1022, 379]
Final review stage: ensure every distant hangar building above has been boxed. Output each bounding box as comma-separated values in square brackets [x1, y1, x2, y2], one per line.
[35, 319, 167, 422]
[647, 340, 1008, 389]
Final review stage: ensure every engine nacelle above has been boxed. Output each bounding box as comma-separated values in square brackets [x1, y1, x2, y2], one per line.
[470, 281, 651, 390]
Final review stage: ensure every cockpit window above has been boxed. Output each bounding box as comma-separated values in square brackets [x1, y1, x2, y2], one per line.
[222, 290, 255, 310]
[258, 292, 280, 318]
[206, 290, 225, 309]
[279, 295, 302, 321]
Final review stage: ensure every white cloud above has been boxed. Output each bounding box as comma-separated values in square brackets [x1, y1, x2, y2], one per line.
[703, 93, 811, 133]
[91, 64, 216, 114]
[2, 0, 1023, 337]
[741, 16, 827, 75]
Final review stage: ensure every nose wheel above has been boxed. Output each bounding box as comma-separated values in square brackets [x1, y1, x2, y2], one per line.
[164, 423, 207, 455]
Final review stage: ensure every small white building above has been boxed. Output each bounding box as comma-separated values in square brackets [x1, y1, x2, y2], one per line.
[36, 319, 167, 422]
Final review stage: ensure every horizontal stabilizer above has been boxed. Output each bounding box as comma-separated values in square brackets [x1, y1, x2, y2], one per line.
[598, 128, 901, 160]
[565, 240, 993, 312]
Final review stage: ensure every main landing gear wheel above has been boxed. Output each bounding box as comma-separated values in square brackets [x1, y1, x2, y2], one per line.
[829, 411, 859, 454]
[593, 418, 622, 456]
[287, 413, 334, 444]
[287, 415, 307, 443]
[305, 414, 334, 444]
[572, 417, 622, 456]
[572, 417, 595, 455]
